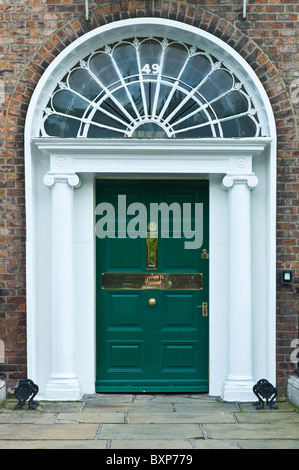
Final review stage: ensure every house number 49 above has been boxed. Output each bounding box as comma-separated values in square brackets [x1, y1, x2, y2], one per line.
[141, 63, 160, 74]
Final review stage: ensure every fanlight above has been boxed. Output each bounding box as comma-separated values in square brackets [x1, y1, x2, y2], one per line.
[41, 37, 262, 139]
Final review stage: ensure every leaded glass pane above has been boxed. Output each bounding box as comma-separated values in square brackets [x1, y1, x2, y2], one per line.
[92, 110, 127, 130]
[101, 98, 131, 124]
[155, 84, 182, 117]
[113, 43, 139, 81]
[132, 122, 168, 138]
[89, 53, 119, 88]
[162, 43, 189, 80]
[44, 114, 81, 138]
[41, 36, 261, 138]
[177, 125, 214, 138]
[211, 91, 249, 120]
[168, 97, 203, 125]
[68, 68, 103, 101]
[87, 124, 121, 138]
[52, 90, 89, 118]
[221, 115, 258, 137]
[197, 69, 234, 102]
[127, 83, 144, 115]
[180, 54, 212, 89]
[143, 82, 156, 115]
[139, 39, 163, 76]
[172, 109, 209, 130]
[112, 87, 138, 121]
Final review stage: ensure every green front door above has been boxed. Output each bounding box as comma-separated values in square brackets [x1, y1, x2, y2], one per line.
[95, 180, 209, 392]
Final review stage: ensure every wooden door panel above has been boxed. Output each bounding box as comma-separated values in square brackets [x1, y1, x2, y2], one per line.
[162, 342, 199, 372]
[161, 237, 199, 270]
[106, 341, 144, 372]
[96, 180, 209, 392]
[107, 293, 142, 330]
[105, 237, 144, 270]
[162, 293, 198, 330]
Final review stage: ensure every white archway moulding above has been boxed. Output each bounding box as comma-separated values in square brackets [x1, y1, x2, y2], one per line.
[25, 18, 277, 401]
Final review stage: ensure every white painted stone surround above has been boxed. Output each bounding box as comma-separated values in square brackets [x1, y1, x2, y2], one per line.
[24, 19, 277, 401]
[0, 380, 6, 405]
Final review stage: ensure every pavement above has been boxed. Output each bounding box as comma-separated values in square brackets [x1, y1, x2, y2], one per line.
[0, 393, 299, 450]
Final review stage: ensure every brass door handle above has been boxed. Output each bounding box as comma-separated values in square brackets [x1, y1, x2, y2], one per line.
[148, 298, 156, 307]
[197, 302, 208, 317]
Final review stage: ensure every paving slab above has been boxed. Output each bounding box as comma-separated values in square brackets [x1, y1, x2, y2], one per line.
[127, 411, 235, 424]
[204, 423, 299, 440]
[234, 411, 299, 424]
[2, 400, 82, 412]
[0, 411, 56, 424]
[84, 394, 134, 404]
[0, 440, 108, 449]
[56, 412, 125, 423]
[238, 401, 295, 412]
[193, 439, 239, 449]
[110, 439, 194, 449]
[82, 403, 174, 413]
[187, 394, 220, 401]
[38, 402, 83, 412]
[100, 423, 203, 440]
[130, 395, 156, 402]
[238, 439, 299, 449]
[144, 394, 218, 403]
[0, 423, 99, 440]
[1, 394, 299, 449]
[174, 402, 239, 412]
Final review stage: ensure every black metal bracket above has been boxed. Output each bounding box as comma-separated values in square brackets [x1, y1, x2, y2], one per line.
[253, 379, 278, 410]
[14, 379, 39, 410]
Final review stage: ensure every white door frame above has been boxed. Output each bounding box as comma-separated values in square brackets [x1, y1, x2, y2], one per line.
[29, 137, 274, 401]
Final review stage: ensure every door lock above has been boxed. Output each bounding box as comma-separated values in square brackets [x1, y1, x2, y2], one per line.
[148, 298, 157, 307]
[197, 302, 208, 317]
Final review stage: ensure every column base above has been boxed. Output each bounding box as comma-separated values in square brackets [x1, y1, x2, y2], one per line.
[45, 374, 82, 401]
[287, 375, 299, 408]
[221, 375, 256, 402]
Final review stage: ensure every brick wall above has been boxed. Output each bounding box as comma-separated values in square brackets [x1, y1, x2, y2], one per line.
[0, 0, 298, 394]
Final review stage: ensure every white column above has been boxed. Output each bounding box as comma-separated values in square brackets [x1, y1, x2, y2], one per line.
[221, 174, 258, 402]
[43, 173, 82, 400]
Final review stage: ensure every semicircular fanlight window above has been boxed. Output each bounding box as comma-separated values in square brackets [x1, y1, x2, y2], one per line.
[41, 38, 262, 139]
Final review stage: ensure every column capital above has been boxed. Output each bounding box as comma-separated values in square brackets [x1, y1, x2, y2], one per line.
[221, 174, 258, 191]
[43, 173, 81, 189]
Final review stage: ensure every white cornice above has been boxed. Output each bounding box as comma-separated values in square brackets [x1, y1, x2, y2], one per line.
[33, 137, 271, 156]
[34, 137, 271, 177]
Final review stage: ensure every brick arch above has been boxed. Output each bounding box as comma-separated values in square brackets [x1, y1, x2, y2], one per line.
[5, 2, 296, 146]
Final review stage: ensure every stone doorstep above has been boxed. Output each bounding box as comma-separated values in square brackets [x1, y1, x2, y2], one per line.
[0, 380, 6, 405]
